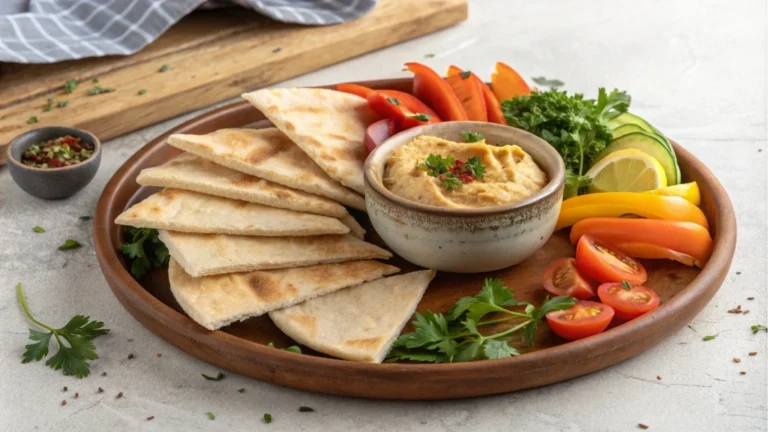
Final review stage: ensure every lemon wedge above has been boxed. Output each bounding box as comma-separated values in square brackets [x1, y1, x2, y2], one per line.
[586, 149, 667, 193]
[646, 182, 701, 206]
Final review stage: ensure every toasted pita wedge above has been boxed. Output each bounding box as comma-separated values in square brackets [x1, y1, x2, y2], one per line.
[242, 88, 375, 194]
[115, 189, 349, 237]
[269, 270, 436, 363]
[159, 231, 392, 277]
[167, 128, 365, 211]
[136, 153, 346, 218]
[169, 259, 399, 330]
[340, 213, 365, 240]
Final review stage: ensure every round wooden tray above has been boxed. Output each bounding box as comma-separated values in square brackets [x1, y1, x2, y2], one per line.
[94, 78, 736, 400]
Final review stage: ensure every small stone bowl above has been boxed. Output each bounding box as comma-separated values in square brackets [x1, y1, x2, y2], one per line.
[6, 127, 101, 200]
[364, 121, 565, 273]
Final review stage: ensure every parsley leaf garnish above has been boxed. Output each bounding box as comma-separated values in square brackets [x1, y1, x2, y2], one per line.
[87, 86, 115, 95]
[64, 79, 78, 94]
[201, 372, 225, 381]
[459, 131, 484, 143]
[387, 279, 575, 362]
[420, 154, 454, 176]
[119, 227, 170, 279]
[440, 173, 462, 190]
[621, 281, 632, 290]
[205, 412, 215, 420]
[32, 226, 45, 233]
[501, 87, 630, 198]
[751, 324, 767, 334]
[17, 283, 109, 377]
[460, 70, 472, 79]
[531, 76, 565, 88]
[58, 239, 81, 251]
[464, 156, 486, 179]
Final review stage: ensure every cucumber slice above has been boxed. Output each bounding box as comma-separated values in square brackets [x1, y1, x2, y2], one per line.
[612, 124, 645, 139]
[596, 131, 680, 186]
[606, 112, 656, 133]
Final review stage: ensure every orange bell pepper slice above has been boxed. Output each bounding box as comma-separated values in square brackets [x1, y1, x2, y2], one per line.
[366, 90, 438, 131]
[405, 62, 467, 121]
[491, 62, 531, 101]
[570, 218, 713, 268]
[447, 66, 506, 124]
[445, 71, 487, 121]
[555, 192, 710, 231]
[335, 83, 373, 99]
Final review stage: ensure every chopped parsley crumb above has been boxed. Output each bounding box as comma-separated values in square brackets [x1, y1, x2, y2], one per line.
[751, 324, 768, 334]
[64, 79, 78, 94]
[298, 406, 314, 412]
[206, 411, 215, 420]
[702, 335, 717, 341]
[32, 226, 45, 233]
[27, 116, 39, 124]
[43, 98, 54, 112]
[263, 413, 272, 423]
[237, 388, 245, 393]
[57, 100, 69, 108]
[87, 86, 115, 95]
[621, 281, 632, 290]
[201, 372, 225, 381]
[138, 89, 147, 96]
[58, 239, 81, 250]
[158, 65, 169, 73]
[459, 131, 484, 143]
[424, 53, 435, 58]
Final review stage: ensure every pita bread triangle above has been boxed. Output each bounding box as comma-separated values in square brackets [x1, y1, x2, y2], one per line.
[268, 270, 437, 363]
[136, 153, 347, 218]
[167, 128, 365, 211]
[242, 88, 376, 194]
[169, 259, 400, 331]
[115, 188, 349, 237]
[159, 230, 392, 277]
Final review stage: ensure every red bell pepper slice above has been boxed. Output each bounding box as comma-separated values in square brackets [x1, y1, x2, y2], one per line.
[366, 90, 438, 132]
[335, 83, 374, 99]
[405, 62, 467, 121]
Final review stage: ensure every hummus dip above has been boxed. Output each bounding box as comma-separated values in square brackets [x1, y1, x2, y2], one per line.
[383, 135, 548, 208]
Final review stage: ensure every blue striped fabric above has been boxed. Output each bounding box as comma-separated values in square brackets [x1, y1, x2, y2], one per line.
[0, 0, 376, 63]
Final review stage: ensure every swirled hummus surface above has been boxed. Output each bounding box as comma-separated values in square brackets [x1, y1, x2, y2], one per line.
[383, 135, 548, 208]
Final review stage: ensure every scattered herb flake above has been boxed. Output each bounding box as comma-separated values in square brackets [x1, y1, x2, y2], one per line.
[237, 388, 245, 393]
[751, 324, 768, 334]
[298, 406, 314, 412]
[27, 116, 39, 125]
[92, 78, 99, 83]
[263, 413, 272, 423]
[531, 76, 565, 88]
[43, 98, 54, 112]
[146, 416, 154, 421]
[459, 131, 484, 143]
[621, 281, 632, 290]
[702, 335, 717, 341]
[409, 113, 431, 122]
[201, 372, 225, 381]
[464, 156, 486, 179]
[158, 65, 169, 73]
[63, 386, 68, 392]
[64, 79, 78, 94]
[98, 387, 103, 393]
[459, 70, 471, 79]
[386, 97, 401, 106]
[284, 345, 302, 354]
[127, 353, 134, 359]
[87, 86, 115, 95]
[137, 89, 147, 96]
[57, 100, 69, 108]
[424, 53, 435, 58]
[32, 226, 46, 233]
[119, 227, 169, 279]
[206, 411, 215, 420]
[267, 342, 275, 348]
[58, 239, 82, 251]
[116, 392, 123, 399]
[17, 283, 110, 378]
[272, 47, 281, 53]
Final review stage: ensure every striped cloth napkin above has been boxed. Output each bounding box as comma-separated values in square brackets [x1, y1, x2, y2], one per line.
[0, 0, 376, 64]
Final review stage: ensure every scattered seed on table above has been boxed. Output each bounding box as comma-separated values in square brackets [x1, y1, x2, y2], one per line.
[156, 353, 162, 358]
[128, 338, 134, 342]
[61, 400, 67, 406]
[740, 371, 746, 375]
[102, 372, 107, 376]
[147, 416, 155, 421]
[638, 424, 649, 430]
[656, 375, 662, 380]
[272, 47, 281, 53]
[736, 271, 742, 275]
[744, 310, 750, 315]
[98, 387, 104, 393]
[128, 354, 135, 359]
[74, 392, 79, 399]
[733, 357, 741, 363]
[749, 352, 757, 356]
[62, 386, 68, 392]
[727, 305, 743, 314]
[747, 297, 754, 300]
[116, 392, 123, 399]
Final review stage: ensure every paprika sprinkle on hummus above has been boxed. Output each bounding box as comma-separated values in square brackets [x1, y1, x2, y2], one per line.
[21, 135, 94, 169]
[383, 135, 547, 208]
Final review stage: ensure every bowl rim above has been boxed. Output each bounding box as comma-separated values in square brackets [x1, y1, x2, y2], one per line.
[363, 121, 566, 217]
[5, 126, 102, 173]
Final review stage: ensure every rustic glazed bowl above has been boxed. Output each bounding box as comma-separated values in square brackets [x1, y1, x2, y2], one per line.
[364, 121, 565, 273]
[6, 127, 101, 200]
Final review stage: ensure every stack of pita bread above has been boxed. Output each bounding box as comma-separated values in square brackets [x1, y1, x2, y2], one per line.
[115, 88, 436, 363]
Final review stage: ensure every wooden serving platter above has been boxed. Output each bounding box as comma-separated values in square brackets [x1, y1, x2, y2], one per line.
[0, 0, 467, 152]
[93, 78, 736, 400]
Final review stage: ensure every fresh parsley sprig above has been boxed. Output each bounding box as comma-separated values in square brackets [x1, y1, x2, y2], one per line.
[459, 131, 484, 143]
[419, 154, 487, 190]
[17, 283, 109, 378]
[119, 227, 170, 279]
[386, 279, 575, 363]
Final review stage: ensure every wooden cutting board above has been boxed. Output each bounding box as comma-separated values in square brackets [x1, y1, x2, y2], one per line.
[0, 0, 467, 151]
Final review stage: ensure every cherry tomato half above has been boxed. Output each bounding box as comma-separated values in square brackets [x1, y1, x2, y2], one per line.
[546, 300, 614, 341]
[541, 258, 596, 300]
[575, 235, 648, 285]
[364, 118, 395, 154]
[597, 283, 660, 321]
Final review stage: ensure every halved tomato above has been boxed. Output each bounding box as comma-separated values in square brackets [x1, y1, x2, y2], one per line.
[546, 300, 614, 340]
[597, 283, 660, 321]
[364, 118, 395, 154]
[575, 235, 647, 284]
[541, 258, 596, 300]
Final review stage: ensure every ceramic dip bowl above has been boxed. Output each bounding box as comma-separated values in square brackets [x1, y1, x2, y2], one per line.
[364, 121, 565, 273]
[6, 127, 101, 200]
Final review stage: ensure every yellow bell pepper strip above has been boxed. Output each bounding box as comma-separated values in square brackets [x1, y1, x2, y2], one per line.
[555, 192, 709, 231]
[645, 182, 701, 206]
[570, 218, 713, 267]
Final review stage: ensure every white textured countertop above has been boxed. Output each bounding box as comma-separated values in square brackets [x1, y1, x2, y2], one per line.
[1, 1, 766, 431]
